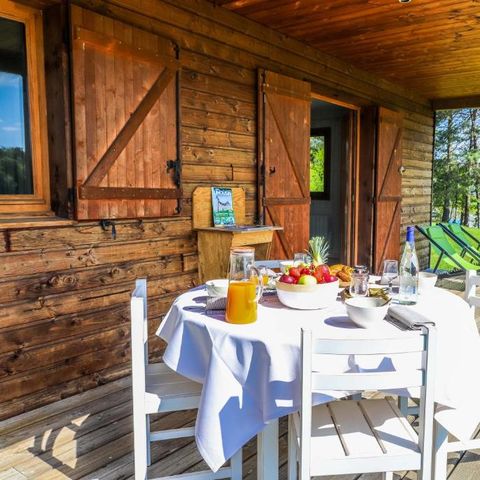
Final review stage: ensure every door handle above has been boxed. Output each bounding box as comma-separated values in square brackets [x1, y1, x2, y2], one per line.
[398, 165, 406, 176]
[269, 166, 276, 175]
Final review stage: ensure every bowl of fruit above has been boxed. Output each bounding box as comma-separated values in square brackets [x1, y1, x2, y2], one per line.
[275, 239, 340, 312]
[276, 264, 339, 309]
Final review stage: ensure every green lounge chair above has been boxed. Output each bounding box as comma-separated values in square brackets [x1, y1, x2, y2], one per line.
[462, 225, 480, 248]
[416, 225, 480, 273]
[440, 223, 480, 263]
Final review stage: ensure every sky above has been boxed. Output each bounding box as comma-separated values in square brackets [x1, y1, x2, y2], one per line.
[0, 71, 26, 150]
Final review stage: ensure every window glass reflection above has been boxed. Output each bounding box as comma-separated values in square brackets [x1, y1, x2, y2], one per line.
[0, 17, 32, 195]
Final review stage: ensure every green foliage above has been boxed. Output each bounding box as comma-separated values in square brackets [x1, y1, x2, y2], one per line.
[433, 109, 480, 227]
[310, 136, 325, 192]
[0, 147, 32, 194]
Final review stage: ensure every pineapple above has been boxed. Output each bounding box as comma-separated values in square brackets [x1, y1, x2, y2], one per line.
[306, 236, 330, 266]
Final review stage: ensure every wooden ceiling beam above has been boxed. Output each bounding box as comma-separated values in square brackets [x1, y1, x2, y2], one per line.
[432, 96, 480, 110]
[14, 0, 61, 8]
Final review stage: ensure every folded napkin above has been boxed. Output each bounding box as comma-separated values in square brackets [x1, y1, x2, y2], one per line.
[388, 305, 435, 329]
[206, 296, 227, 311]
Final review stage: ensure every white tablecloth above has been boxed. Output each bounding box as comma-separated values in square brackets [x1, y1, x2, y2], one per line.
[156, 287, 480, 472]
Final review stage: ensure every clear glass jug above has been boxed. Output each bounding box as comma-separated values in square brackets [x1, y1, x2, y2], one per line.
[226, 247, 263, 324]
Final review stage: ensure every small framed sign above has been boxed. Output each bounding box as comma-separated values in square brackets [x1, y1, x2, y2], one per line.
[211, 187, 235, 226]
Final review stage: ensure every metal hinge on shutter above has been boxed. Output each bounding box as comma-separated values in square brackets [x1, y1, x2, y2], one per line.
[166, 159, 181, 188]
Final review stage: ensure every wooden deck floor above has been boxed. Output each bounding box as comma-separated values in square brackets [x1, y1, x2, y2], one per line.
[2, 374, 480, 479]
[1, 286, 479, 480]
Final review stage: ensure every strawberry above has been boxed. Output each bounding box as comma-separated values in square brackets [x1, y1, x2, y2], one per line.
[316, 264, 331, 277]
[289, 267, 301, 278]
[313, 270, 323, 283]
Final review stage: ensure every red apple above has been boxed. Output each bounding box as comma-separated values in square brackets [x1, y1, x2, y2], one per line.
[279, 274, 296, 284]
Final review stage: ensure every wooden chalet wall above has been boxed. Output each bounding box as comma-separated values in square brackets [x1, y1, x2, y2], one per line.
[0, 0, 433, 419]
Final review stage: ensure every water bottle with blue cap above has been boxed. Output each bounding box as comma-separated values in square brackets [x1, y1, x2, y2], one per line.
[398, 226, 419, 305]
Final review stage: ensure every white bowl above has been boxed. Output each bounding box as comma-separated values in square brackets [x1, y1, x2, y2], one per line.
[345, 296, 389, 328]
[275, 279, 339, 310]
[206, 279, 229, 297]
[418, 272, 437, 294]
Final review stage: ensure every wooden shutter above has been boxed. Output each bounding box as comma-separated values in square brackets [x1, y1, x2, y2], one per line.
[71, 6, 181, 220]
[259, 70, 311, 260]
[373, 107, 403, 274]
[356, 106, 377, 269]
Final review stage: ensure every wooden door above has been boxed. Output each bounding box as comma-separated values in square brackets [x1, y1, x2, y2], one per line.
[258, 70, 311, 260]
[373, 107, 403, 274]
[70, 6, 181, 220]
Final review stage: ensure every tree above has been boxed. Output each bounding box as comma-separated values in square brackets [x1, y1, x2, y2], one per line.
[310, 136, 325, 193]
[433, 108, 480, 226]
[0, 147, 31, 195]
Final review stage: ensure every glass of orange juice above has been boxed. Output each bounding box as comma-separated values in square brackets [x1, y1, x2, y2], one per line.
[226, 247, 263, 324]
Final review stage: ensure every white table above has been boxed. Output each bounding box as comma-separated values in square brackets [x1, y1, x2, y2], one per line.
[156, 287, 480, 479]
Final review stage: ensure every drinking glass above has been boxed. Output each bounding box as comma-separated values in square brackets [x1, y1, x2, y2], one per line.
[226, 247, 263, 324]
[293, 252, 307, 267]
[256, 265, 274, 287]
[349, 265, 369, 297]
[382, 259, 399, 293]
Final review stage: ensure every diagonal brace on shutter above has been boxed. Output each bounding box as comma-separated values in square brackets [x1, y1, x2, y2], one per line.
[266, 206, 292, 259]
[378, 127, 402, 202]
[82, 67, 177, 189]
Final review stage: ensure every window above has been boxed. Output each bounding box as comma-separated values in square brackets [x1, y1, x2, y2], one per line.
[0, 1, 50, 216]
[310, 127, 331, 200]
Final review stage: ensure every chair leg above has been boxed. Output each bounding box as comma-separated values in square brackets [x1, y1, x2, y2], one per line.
[146, 414, 152, 466]
[398, 396, 409, 416]
[133, 409, 148, 479]
[230, 448, 242, 480]
[433, 421, 449, 480]
[382, 473, 393, 480]
[288, 415, 297, 480]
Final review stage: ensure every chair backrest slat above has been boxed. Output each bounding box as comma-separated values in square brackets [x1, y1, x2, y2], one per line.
[312, 335, 425, 355]
[312, 370, 424, 391]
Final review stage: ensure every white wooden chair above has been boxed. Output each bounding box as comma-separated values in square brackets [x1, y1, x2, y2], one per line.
[433, 269, 480, 480]
[288, 326, 436, 480]
[131, 279, 242, 479]
[254, 259, 283, 269]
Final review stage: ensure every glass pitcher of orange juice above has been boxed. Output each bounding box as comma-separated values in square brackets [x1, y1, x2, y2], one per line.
[226, 247, 263, 324]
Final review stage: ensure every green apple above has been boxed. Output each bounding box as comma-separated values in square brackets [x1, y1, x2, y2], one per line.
[298, 274, 317, 285]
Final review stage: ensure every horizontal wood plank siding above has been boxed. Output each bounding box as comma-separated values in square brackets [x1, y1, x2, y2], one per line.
[0, 0, 433, 419]
[0, 217, 197, 419]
